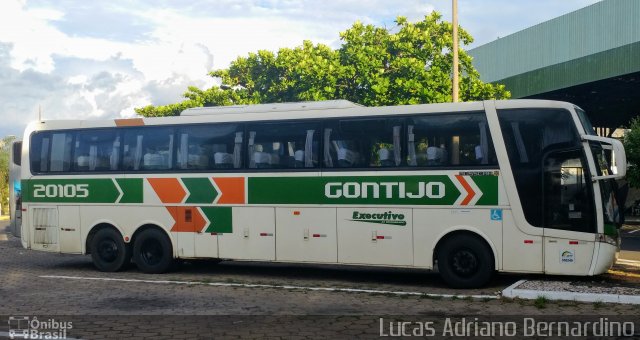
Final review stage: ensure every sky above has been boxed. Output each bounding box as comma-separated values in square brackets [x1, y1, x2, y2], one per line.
[0, 0, 602, 138]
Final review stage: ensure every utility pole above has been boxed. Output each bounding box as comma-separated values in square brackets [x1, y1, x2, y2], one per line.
[452, 0, 459, 102]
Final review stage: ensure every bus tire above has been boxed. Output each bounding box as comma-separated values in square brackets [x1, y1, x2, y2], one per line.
[133, 228, 174, 274]
[90, 228, 131, 272]
[436, 234, 494, 288]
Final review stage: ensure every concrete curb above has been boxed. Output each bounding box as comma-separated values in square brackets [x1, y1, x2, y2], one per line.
[502, 280, 640, 305]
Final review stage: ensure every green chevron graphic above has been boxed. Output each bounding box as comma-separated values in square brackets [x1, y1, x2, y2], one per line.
[182, 178, 218, 204]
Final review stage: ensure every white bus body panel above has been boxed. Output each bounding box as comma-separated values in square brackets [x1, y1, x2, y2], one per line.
[276, 207, 337, 263]
[58, 205, 81, 253]
[543, 228, 596, 275]
[337, 207, 413, 266]
[501, 210, 543, 272]
[218, 207, 275, 260]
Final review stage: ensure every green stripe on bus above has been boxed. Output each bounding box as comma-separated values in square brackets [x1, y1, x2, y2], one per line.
[248, 175, 498, 205]
[116, 178, 143, 203]
[201, 207, 232, 233]
[182, 178, 218, 204]
[23, 179, 120, 203]
[470, 176, 499, 206]
[23, 178, 144, 204]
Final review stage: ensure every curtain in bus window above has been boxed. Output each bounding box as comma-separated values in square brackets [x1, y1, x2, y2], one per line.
[407, 125, 417, 166]
[233, 132, 242, 169]
[248, 131, 256, 168]
[304, 129, 314, 167]
[133, 135, 143, 170]
[50, 133, 72, 172]
[110, 137, 120, 170]
[40, 137, 50, 172]
[393, 126, 401, 166]
[89, 144, 98, 170]
[479, 122, 488, 165]
[178, 133, 188, 169]
[510, 122, 529, 163]
[167, 135, 174, 168]
[324, 128, 333, 167]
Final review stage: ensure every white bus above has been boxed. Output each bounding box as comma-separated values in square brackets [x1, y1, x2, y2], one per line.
[9, 140, 22, 237]
[19, 100, 626, 288]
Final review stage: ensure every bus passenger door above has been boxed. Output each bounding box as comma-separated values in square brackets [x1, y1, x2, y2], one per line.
[542, 149, 596, 274]
[337, 208, 413, 266]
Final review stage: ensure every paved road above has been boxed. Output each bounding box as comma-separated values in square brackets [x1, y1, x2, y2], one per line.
[621, 226, 640, 261]
[1, 220, 638, 339]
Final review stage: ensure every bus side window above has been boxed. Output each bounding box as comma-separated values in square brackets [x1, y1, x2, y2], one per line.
[247, 122, 320, 169]
[12, 141, 22, 166]
[324, 118, 403, 169]
[74, 130, 120, 172]
[176, 124, 242, 170]
[407, 112, 495, 167]
[123, 127, 175, 171]
[49, 132, 74, 172]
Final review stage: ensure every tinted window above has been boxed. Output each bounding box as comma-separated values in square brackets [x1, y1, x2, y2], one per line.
[176, 124, 243, 170]
[324, 118, 403, 168]
[123, 127, 175, 171]
[407, 113, 496, 167]
[498, 108, 581, 227]
[248, 121, 320, 169]
[12, 141, 21, 166]
[30, 131, 74, 173]
[74, 130, 121, 171]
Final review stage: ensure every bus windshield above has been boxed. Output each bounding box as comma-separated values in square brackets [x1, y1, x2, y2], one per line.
[576, 108, 596, 136]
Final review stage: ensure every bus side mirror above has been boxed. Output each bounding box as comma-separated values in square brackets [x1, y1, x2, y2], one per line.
[582, 135, 626, 180]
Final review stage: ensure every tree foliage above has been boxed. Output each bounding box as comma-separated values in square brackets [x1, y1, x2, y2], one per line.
[624, 118, 640, 188]
[136, 12, 510, 117]
[0, 135, 16, 214]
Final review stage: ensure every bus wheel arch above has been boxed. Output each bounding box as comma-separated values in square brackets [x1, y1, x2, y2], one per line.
[131, 224, 175, 274]
[87, 223, 131, 272]
[433, 230, 496, 288]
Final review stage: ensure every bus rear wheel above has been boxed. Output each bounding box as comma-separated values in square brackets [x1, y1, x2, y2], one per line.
[133, 228, 174, 274]
[436, 234, 494, 288]
[90, 228, 131, 272]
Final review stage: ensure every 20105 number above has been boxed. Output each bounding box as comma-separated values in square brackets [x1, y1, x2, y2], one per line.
[33, 184, 89, 198]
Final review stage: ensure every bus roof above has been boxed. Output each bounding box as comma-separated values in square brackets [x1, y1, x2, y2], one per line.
[180, 100, 362, 116]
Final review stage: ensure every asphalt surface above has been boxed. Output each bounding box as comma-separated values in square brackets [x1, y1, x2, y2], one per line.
[1, 219, 639, 339]
[620, 225, 640, 260]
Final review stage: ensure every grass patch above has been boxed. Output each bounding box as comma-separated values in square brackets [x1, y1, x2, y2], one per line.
[534, 295, 549, 309]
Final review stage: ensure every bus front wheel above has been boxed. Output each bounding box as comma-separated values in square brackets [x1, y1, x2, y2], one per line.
[436, 234, 494, 288]
[133, 228, 174, 274]
[90, 228, 131, 272]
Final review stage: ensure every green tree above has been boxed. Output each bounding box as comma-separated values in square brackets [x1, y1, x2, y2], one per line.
[624, 118, 640, 188]
[136, 12, 510, 117]
[0, 135, 17, 215]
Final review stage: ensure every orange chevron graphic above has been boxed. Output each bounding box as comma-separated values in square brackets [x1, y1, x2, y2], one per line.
[148, 178, 186, 203]
[455, 175, 475, 206]
[213, 177, 245, 204]
[168, 206, 207, 232]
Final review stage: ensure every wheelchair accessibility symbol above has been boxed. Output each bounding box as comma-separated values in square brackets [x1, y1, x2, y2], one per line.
[490, 209, 503, 221]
